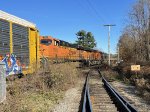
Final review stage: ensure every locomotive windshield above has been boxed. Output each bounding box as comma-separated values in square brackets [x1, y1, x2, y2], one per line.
[40, 39, 52, 45]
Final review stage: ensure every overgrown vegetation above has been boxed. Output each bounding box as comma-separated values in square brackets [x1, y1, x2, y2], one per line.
[101, 70, 120, 82]
[118, 0, 150, 63]
[117, 0, 150, 102]
[114, 64, 150, 102]
[101, 63, 150, 102]
[0, 62, 80, 112]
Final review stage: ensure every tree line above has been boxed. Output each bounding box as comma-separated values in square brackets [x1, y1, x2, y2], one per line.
[118, 0, 150, 63]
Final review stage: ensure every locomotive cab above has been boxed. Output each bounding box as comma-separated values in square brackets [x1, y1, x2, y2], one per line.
[40, 36, 52, 46]
[40, 36, 61, 59]
[40, 36, 60, 46]
[54, 39, 59, 46]
[41, 39, 52, 45]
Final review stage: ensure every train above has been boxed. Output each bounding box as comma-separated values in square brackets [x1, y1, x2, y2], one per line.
[40, 36, 102, 63]
[0, 10, 102, 75]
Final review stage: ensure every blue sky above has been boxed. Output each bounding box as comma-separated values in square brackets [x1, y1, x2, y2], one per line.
[0, 0, 136, 53]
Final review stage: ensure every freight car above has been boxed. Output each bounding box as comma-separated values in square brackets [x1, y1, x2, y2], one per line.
[40, 36, 102, 66]
[0, 10, 39, 75]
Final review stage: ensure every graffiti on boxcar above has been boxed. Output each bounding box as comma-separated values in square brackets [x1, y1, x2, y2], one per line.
[1, 54, 22, 76]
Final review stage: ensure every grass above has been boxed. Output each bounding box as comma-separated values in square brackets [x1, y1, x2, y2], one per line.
[101, 69, 121, 81]
[0, 62, 80, 112]
[20, 91, 63, 112]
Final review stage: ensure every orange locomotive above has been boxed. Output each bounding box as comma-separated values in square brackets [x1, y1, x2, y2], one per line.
[40, 36, 102, 65]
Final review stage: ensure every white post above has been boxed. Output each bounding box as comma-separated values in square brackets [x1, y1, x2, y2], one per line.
[118, 46, 120, 63]
[0, 62, 6, 103]
[104, 24, 116, 66]
[108, 26, 111, 66]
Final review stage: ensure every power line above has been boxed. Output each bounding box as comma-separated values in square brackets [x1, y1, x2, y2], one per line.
[76, 0, 94, 19]
[86, 0, 106, 23]
[75, 0, 106, 24]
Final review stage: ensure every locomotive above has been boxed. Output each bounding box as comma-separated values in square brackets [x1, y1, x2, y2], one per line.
[40, 36, 102, 66]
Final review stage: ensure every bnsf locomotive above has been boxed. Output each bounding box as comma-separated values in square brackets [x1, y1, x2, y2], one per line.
[0, 10, 102, 75]
[40, 36, 102, 61]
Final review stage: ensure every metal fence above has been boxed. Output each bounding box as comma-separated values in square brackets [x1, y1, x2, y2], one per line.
[0, 62, 6, 103]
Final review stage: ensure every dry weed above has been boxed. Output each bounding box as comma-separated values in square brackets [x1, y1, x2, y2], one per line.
[0, 62, 80, 112]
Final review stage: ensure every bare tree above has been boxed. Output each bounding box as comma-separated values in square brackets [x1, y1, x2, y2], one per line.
[118, 0, 150, 63]
[118, 26, 135, 62]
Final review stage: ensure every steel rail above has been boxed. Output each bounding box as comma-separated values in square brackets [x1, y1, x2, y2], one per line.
[108, 81, 137, 112]
[82, 73, 93, 112]
[102, 76, 138, 112]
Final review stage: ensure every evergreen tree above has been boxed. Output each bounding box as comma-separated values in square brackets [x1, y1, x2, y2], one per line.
[76, 30, 96, 49]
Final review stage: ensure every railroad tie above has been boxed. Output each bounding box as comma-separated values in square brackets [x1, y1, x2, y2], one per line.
[89, 70, 118, 112]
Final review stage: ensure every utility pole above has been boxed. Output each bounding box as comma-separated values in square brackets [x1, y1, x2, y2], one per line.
[104, 24, 116, 66]
[147, 17, 150, 61]
[118, 45, 119, 63]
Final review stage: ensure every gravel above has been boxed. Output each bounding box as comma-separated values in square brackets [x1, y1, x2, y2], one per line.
[50, 77, 85, 112]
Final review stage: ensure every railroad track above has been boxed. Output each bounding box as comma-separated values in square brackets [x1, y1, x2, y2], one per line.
[81, 69, 137, 112]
